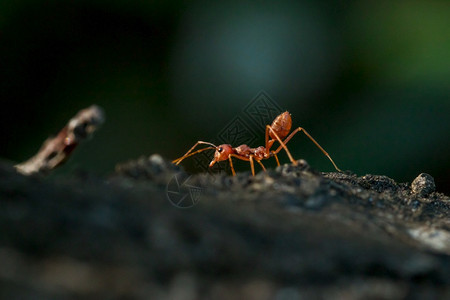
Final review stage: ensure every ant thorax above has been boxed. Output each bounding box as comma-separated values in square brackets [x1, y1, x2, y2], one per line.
[234, 145, 267, 160]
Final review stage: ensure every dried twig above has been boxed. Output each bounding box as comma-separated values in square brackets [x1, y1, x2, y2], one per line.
[15, 105, 105, 175]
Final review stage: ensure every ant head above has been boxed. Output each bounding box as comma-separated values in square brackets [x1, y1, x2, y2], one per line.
[209, 144, 233, 167]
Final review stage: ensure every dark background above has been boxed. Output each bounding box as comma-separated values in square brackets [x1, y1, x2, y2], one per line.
[1, 0, 449, 193]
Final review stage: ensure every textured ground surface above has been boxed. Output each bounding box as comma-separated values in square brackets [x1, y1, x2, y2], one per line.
[0, 155, 449, 299]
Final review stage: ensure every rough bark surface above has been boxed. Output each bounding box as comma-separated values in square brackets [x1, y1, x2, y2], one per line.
[0, 155, 449, 299]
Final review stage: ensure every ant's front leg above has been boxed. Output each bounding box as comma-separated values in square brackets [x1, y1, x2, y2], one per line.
[228, 156, 237, 176]
[227, 154, 266, 176]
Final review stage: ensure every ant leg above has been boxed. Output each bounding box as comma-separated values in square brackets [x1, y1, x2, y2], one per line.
[250, 156, 267, 175]
[264, 126, 276, 156]
[229, 154, 258, 176]
[249, 155, 255, 176]
[173, 141, 216, 165]
[256, 160, 267, 172]
[272, 152, 280, 166]
[228, 154, 266, 176]
[266, 125, 297, 165]
[228, 156, 237, 176]
[274, 127, 342, 172]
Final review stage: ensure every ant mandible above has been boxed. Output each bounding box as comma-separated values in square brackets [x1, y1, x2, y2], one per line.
[173, 111, 342, 176]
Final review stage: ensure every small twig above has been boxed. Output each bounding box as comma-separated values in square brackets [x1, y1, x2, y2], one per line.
[15, 105, 105, 175]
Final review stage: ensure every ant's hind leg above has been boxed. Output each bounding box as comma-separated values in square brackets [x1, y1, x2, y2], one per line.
[266, 125, 297, 166]
[273, 128, 342, 172]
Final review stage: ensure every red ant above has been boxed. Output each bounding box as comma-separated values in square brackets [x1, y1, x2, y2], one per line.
[173, 111, 341, 176]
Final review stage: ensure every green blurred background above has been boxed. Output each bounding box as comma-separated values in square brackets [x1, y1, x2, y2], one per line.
[1, 1, 449, 193]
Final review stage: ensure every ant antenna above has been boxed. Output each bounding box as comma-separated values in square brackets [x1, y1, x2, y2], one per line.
[173, 141, 218, 165]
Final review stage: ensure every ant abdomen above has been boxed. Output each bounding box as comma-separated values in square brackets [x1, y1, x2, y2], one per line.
[269, 111, 292, 140]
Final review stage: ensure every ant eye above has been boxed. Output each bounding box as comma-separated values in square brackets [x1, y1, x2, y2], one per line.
[218, 147, 223, 152]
